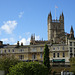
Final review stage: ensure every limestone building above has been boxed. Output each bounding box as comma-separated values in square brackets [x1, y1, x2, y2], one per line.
[0, 11, 75, 66]
[48, 12, 65, 43]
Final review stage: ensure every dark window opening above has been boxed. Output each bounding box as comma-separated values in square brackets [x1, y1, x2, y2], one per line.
[63, 52, 65, 57]
[70, 42, 72, 46]
[70, 48, 72, 52]
[53, 53, 55, 58]
[57, 53, 59, 57]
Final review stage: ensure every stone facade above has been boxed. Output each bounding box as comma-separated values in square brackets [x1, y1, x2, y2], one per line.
[0, 43, 69, 62]
[67, 38, 75, 58]
[48, 12, 65, 43]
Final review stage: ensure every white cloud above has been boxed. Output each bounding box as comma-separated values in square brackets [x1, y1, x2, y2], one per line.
[19, 12, 24, 18]
[35, 35, 40, 40]
[1, 38, 15, 44]
[18, 35, 40, 45]
[1, 35, 40, 45]
[19, 38, 30, 45]
[1, 38, 8, 43]
[1, 20, 17, 34]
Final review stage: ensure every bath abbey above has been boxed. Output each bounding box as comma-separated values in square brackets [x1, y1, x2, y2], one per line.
[0, 11, 75, 66]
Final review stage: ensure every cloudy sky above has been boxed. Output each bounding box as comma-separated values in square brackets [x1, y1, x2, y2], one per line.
[0, 0, 75, 45]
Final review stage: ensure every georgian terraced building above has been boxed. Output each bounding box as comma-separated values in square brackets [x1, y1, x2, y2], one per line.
[0, 11, 75, 66]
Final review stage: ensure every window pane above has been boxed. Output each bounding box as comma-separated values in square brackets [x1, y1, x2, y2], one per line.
[63, 52, 65, 57]
[40, 47, 43, 52]
[57, 53, 59, 57]
[53, 53, 55, 58]
[70, 48, 72, 52]
[74, 54, 75, 57]
[63, 46, 64, 50]
[19, 55, 24, 60]
[32, 54, 36, 60]
[12, 49, 14, 52]
[4, 50, 6, 53]
[57, 47, 59, 50]
[70, 42, 72, 46]
[8, 49, 10, 52]
[53, 48, 55, 50]
[40, 53, 42, 59]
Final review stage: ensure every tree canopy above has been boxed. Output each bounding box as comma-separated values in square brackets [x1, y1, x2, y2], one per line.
[0, 55, 19, 75]
[8, 62, 48, 75]
[43, 44, 51, 73]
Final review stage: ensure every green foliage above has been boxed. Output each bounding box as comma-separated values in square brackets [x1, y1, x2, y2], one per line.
[8, 62, 48, 75]
[43, 44, 50, 71]
[0, 56, 19, 75]
[70, 57, 75, 74]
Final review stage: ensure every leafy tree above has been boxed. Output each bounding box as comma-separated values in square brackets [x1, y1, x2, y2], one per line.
[43, 44, 51, 73]
[8, 62, 48, 75]
[0, 55, 19, 75]
[70, 57, 75, 74]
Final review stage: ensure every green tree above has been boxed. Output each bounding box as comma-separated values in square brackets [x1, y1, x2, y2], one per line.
[43, 44, 51, 73]
[0, 55, 19, 75]
[8, 62, 48, 75]
[70, 57, 75, 74]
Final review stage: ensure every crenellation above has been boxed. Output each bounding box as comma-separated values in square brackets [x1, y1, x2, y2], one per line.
[48, 12, 65, 43]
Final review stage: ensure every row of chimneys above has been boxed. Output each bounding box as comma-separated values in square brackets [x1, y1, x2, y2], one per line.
[0, 41, 24, 46]
[0, 41, 3, 46]
[17, 41, 23, 46]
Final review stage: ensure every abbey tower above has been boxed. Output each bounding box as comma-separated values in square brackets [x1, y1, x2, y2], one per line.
[48, 12, 65, 43]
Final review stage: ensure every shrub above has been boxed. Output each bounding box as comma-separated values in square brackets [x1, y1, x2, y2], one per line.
[8, 62, 48, 75]
[0, 56, 19, 75]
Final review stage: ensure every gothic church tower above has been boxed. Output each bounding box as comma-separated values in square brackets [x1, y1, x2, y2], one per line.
[69, 26, 74, 39]
[48, 12, 65, 43]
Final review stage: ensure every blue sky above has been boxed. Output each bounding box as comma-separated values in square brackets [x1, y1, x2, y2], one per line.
[0, 0, 75, 45]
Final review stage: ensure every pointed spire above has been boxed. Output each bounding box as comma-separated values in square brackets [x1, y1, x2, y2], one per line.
[70, 26, 74, 39]
[48, 11, 52, 22]
[60, 12, 64, 21]
[48, 11, 51, 16]
[62, 12, 64, 16]
[48, 11, 52, 19]
[49, 11, 52, 16]
[70, 26, 74, 33]
[34, 33, 35, 40]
